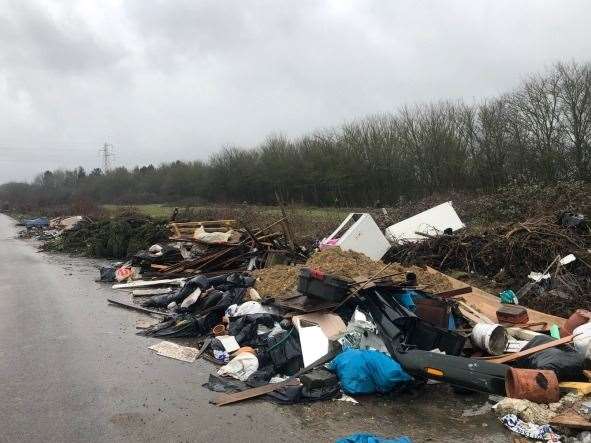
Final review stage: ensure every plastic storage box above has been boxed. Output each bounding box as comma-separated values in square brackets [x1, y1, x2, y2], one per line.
[297, 268, 351, 302]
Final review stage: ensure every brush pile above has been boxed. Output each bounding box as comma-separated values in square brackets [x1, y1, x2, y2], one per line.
[387, 214, 591, 316]
[40, 216, 169, 258]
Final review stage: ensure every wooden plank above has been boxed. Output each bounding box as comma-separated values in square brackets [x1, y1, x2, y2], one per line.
[456, 300, 495, 324]
[434, 286, 472, 299]
[550, 411, 591, 430]
[487, 335, 574, 364]
[426, 267, 566, 329]
[132, 287, 173, 297]
[107, 298, 170, 318]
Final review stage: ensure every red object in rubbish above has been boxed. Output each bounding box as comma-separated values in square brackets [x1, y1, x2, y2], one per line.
[309, 268, 325, 280]
[505, 368, 560, 403]
[115, 266, 134, 282]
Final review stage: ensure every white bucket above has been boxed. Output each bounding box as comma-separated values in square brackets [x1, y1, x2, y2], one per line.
[471, 323, 508, 355]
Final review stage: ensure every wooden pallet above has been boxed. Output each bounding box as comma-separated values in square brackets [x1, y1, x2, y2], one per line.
[169, 220, 240, 241]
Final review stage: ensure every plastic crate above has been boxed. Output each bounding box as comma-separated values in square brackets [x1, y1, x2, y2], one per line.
[297, 267, 351, 302]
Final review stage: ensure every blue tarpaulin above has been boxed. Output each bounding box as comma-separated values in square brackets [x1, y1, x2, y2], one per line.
[328, 349, 411, 395]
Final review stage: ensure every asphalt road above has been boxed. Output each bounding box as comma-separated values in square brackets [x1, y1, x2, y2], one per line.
[0, 214, 510, 442]
[0, 214, 309, 443]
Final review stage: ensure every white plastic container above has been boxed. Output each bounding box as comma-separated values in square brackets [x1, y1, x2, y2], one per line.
[471, 323, 508, 355]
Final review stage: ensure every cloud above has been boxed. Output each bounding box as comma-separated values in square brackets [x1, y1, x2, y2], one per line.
[0, 0, 590, 182]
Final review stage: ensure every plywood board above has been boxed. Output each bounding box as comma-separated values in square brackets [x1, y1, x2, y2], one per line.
[426, 267, 566, 329]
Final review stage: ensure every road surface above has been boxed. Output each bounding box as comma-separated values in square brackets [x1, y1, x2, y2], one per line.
[0, 214, 509, 442]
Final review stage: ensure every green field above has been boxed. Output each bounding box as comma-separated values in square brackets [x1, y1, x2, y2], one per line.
[103, 204, 175, 219]
[103, 203, 349, 219]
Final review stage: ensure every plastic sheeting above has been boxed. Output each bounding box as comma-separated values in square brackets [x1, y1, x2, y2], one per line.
[328, 349, 411, 395]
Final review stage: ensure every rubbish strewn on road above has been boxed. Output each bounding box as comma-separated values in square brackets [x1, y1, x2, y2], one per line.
[15, 206, 591, 441]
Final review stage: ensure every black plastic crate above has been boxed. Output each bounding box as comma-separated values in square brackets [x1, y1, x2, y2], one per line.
[297, 267, 351, 302]
[405, 320, 466, 356]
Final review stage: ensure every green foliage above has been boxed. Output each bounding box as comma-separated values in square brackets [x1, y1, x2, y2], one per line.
[41, 217, 168, 259]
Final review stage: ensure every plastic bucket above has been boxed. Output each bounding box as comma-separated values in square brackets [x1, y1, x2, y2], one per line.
[505, 368, 559, 403]
[470, 323, 508, 355]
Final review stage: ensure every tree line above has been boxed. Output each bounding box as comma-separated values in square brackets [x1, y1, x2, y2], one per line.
[2, 61, 591, 211]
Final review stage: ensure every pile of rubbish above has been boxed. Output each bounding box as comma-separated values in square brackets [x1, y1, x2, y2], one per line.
[17, 215, 92, 240]
[26, 202, 591, 441]
[388, 212, 591, 317]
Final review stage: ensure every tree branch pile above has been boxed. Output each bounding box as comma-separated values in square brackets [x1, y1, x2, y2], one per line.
[387, 215, 591, 316]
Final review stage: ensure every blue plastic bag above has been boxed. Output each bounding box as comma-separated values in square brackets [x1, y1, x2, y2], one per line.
[328, 349, 411, 394]
[336, 433, 412, 443]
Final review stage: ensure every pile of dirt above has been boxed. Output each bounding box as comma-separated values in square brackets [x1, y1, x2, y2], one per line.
[305, 248, 386, 279]
[252, 265, 301, 297]
[253, 247, 452, 297]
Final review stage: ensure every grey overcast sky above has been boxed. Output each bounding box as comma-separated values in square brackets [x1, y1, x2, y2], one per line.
[1, 0, 590, 182]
